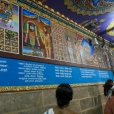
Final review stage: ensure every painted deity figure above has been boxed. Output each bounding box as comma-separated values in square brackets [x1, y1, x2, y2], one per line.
[40, 26, 52, 58]
[66, 36, 74, 62]
[81, 18, 106, 32]
[23, 21, 41, 49]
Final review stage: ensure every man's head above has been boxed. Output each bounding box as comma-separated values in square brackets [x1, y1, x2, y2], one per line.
[103, 79, 113, 96]
[56, 83, 73, 108]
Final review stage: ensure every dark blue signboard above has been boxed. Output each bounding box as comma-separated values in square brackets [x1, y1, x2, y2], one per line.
[0, 57, 113, 86]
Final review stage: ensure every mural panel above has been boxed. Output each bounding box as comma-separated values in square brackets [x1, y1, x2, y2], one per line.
[64, 29, 77, 62]
[0, 0, 19, 53]
[80, 38, 98, 66]
[51, 23, 68, 61]
[22, 9, 54, 59]
[95, 47, 108, 68]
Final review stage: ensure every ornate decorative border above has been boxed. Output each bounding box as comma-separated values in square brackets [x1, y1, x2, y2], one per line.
[0, 82, 104, 92]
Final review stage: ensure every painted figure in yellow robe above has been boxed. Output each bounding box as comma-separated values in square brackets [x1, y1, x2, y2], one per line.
[40, 26, 52, 58]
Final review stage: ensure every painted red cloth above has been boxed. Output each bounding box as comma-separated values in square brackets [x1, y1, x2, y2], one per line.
[104, 96, 114, 114]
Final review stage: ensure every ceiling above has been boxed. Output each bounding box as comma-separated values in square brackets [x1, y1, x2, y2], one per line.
[41, 0, 114, 43]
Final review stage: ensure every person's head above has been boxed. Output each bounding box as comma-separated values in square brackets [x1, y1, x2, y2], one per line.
[103, 79, 113, 96]
[56, 83, 73, 108]
[107, 79, 113, 84]
[105, 79, 113, 87]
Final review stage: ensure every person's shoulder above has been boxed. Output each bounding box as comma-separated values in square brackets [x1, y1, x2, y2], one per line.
[68, 108, 79, 114]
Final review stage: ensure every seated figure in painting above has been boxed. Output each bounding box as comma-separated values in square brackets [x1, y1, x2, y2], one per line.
[44, 83, 79, 114]
[40, 25, 52, 58]
[23, 20, 41, 49]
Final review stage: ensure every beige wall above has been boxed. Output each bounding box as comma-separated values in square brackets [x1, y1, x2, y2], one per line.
[0, 85, 106, 114]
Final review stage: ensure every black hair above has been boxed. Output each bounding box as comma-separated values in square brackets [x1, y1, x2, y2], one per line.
[56, 83, 73, 108]
[103, 79, 113, 96]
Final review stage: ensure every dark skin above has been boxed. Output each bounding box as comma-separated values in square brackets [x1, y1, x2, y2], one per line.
[53, 106, 79, 114]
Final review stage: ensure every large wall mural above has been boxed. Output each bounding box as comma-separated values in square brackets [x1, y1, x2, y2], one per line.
[0, 0, 113, 92]
[21, 8, 109, 68]
[22, 9, 108, 68]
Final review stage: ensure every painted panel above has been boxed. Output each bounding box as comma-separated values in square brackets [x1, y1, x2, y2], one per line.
[22, 9, 54, 59]
[0, 1, 19, 54]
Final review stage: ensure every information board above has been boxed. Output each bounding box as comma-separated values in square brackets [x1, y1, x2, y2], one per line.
[0, 57, 113, 86]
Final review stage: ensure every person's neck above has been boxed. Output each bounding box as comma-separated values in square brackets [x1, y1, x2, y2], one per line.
[56, 105, 69, 109]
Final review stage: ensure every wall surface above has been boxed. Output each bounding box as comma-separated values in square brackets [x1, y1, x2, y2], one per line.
[0, 85, 106, 114]
[0, 1, 109, 114]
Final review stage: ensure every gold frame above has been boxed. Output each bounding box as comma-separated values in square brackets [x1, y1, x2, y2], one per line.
[0, 82, 104, 92]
